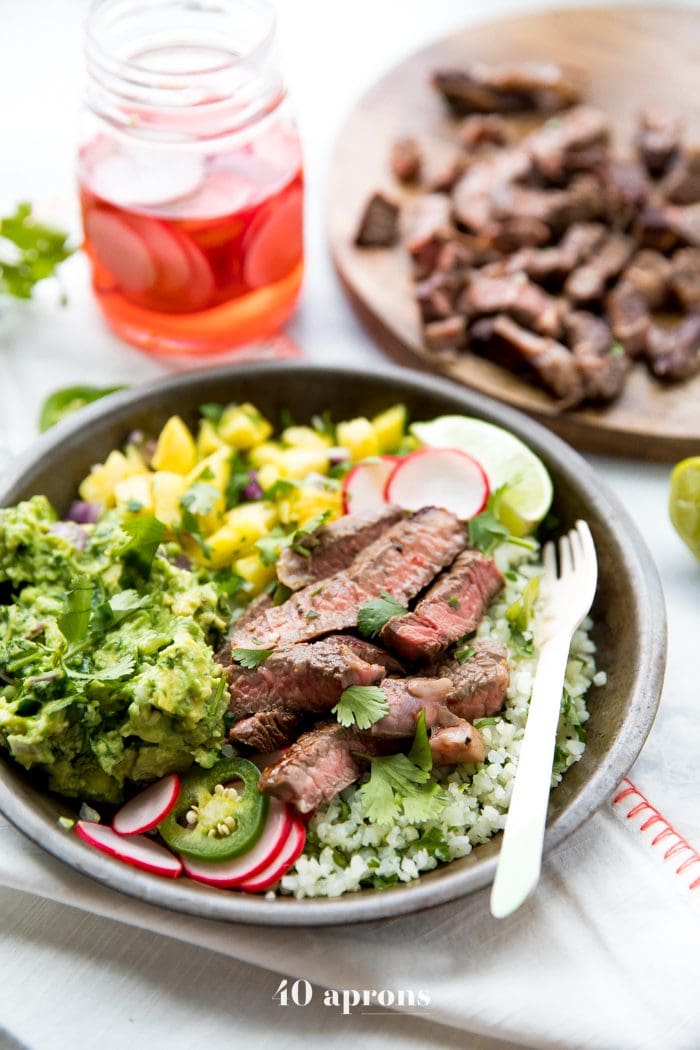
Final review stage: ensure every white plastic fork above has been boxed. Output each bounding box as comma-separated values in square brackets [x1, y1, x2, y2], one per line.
[490, 520, 598, 919]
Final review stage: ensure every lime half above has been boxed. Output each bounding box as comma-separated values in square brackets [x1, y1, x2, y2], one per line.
[411, 415, 553, 536]
[670, 456, 700, 560]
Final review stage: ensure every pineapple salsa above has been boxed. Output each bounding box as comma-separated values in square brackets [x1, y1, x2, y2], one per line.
[0, 401, 411, 803]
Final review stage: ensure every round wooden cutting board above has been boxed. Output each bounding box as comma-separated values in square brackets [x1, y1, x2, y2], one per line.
[327, 5, 700, 461]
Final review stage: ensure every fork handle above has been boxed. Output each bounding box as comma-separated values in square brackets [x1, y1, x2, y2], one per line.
[490, 632, 572, 919]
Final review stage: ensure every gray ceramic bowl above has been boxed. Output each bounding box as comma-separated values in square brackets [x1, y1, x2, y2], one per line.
[0, 362, 665, 925]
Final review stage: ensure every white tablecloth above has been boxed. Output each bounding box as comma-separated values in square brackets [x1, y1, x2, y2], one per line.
[1, 2, 699, 1048]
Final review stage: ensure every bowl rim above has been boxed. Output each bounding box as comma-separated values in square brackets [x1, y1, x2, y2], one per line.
[0, 360, 666, 926]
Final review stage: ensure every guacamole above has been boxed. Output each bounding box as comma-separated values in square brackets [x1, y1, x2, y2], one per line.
[0, 496, 229, 803]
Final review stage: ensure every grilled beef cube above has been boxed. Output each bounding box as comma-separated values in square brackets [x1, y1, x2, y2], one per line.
[462, 273, 564, 338]
[416, 272, 462, 323]
[606, 282, 651, 358]
[436, 639, 509, 722]
[472, 315, 585, 404]
[390, 136, 423, 183]
[634, 200, 685, 253]
[458, 114, 512, 151]
[230, 507, 467, 650]
[258, 722, 383, 813]
[498, 223, 605, 286]
[452, 147, 531, 233]
[565, 310, 630, 401]
[427, 153, 471, 194]
[480, 216, 551, 253]
[636, 107, 683, 178]
[224, 635, 401, 721]
[405, 194, 454, 276]
[433, 61, 582, 116]
[527, 105, 610, 183]
[645, 315, 700, 380]
[355, 192, 400, 247]
[493, 175, 603, 234]
[661, 149, 700, 207]
[564, 231, 635, 304]
[602, 158, 650, 231]
[230, 709, 304, 752]
[429, 722, 486, 765]
[622, 250, 672, 309]
[277, 506, 404, 592]
[380, 549, 504, 663]
[670, 248, 700, 310]
[424, 315, 468, 353]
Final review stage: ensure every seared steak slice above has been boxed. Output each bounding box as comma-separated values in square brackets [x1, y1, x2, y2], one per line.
[229, 507, 467, 650]
[424, 315, 468, 353]
[472, 315, 585, 403]
[670, 248, 700, 310]
[429, 722, 485, 765]
[497, 222, 605, 286]
[276, 506, 404, 591]
[436, 640, 510, 722]
[433, 61, 582, 116]
[452, 147, 531, 233]
[462, 273, 564, 338]
[380, 549, 504, 663]
[565, 310, 630, 401]
[636, 107, 683, 178]
[231, 709, 304, 752]
[390, 136, 423, 183]
[662, 149, 700, 206]
[355, 193, 400, 247]
[606, 281, 650, 358]
[564, 231, 635, 304]
[226, 635, 401, 720]
[527, 105, 610, 182]
[622, 250, 672, 309]
[369, 676, 454, 738]
[645, 315, 700, 380]
[601, 159, 650, 232]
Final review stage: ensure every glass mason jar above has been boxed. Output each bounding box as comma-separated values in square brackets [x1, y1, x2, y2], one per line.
[79, 0, 303, 355]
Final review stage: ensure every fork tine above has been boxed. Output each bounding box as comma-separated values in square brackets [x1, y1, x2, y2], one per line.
[569, 527, 584, 571]
[576, 520, 598, 589]
[543, 540, 557, 580]
[559, 534, 573, 576]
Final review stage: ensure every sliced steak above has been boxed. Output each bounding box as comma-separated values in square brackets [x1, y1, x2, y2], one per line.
[405, 194, 454, 277]
[670, 248, 700, 310]
[433, 61, 582, 116]
[355, 193, 400, 247]
[436, 639, 510, 723]
[472, 314, 585, 403]
[480, 216, 551, 254]
[564, 231, 635, 304]
[606, 282, 651, 358]
[276, 506, 404, 591]
[458, 114, 512, 151]
[645, 315, 700, 380]
[424, 314, 468, 353]
[230, 709, 304, 752]
[661, 148, 700, 206]
[527, 105, 610, 183]
[452, 147, 531, 233]
[429, 722, 486, 765]
[602, 158, 651, 232]
[390, 136, 423, 183]
[380, 549, 504, 663]
[636, 107, 683, 178]
[369, 676, 454, 738]
[462, 272, 564, 338]
[493, 175, 604, 233]
[495, 222, 605, 287]
[623, 250, 672, 309]
[229, 507, 467, 650]
[565, 310, 630, 402]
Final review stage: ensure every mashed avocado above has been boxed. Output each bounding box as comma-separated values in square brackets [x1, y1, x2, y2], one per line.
[0, 496, 230, 803]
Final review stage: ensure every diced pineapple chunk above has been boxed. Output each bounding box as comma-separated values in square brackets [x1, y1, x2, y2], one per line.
[278, 447, 329, 480]
[278, 485, 342, 527]
[336, 417, 379, 461]
[79, 450, 146, 508]
[372, 404, 407, 454]
[151, 416, 197, 475]
[219, 403, 272, 449]
[196, 418, 226, 458]
[114, 475, 154, 516]
[206, 502, 278, 568]
[235, 553, 276, 594]
[282, 425, 332, 450]
[249, 442, 285, 469]
[258, 463, 281, 491]
[151, 471, 188, 528]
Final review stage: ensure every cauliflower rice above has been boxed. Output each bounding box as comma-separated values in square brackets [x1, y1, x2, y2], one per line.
[280, 540, 603, 899]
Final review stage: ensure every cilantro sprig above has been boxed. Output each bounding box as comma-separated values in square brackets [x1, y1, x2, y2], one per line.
[468, 485, 538, 556]
[0, 202, 74, 300]
[255, 511, 332, 567]
[357, 592, 408, 639]
[232, 647, 273, 669]
[332, 685, 389, 730]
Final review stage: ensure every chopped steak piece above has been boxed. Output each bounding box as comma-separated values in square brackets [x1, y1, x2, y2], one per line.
[355, 192, 400, 247]
[458, 114, 511, 151]
[498, 222, 605, 285]
[527, 106, 610, 182]
[436, 639, 510, 722]
[472, 315, 585, 403]
[606, 282, 651, 358]
[670, 248, 700, 310]
[390, 136, 423, 183]
[380, 549, 504, 663]
[429, 721, 485, 765]
[602, 158, 651, 231]
[405, 194, 454, 276]
[564, 231, 634, 303]
[622, 250, 672, 309]
[493, 175, 603, 233]
[369, 676, 454, 738]
[224, 635, 401, 721]
[452, 147, 531, 232]
[636, 107, 683, 178]
[230, 709, 304, 752]
[229, 507, 467, 650]
[424, 314, 467, 352]
[565, 310, 630, 401]
[427, 153, 471, 194]
[416, 270, 466, 323]
[634, 200, 684, 253]
[480, 216, 551, 253]
[645, 314, 700, 380]
[276, 506, 404, 591]
[258, 722, 382, 813]
[433, 61, 583, 116]
[462, 273, 564, 337]
[661, 148, 700, 206]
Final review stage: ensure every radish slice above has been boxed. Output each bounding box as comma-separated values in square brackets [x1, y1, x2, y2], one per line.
[385, 448, 489, 520]
[75, 821, 182, 878]
[342, 456, 397, 514]
[112, 774, 180, 836]
[181, 799, 292, 887]
[238, 817, 306, 893]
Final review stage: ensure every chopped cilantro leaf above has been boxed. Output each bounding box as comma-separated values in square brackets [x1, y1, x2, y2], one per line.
[505, 575, 540, 632]
[264, 478, 299, 501]
[57, 576, 93, 644]
[357, 592, 408, 638]
[225, 452, 251, 509]
[0, 202, 74, 301]
[357, 712, 445, 824]
[408, 709, 432, 772]
[474, 716, 500, 729]
[448, 595, 460, 608]
[332, 685, 389, 730]
[119, 516, 166, 580]
[454, 644, 475, 665]
[232, 647, 273, 669]
[181, 482, 219, 517]
[200, 403, 224, 425]
[305, 610, 320, 620]
[311, 410, 335, 438]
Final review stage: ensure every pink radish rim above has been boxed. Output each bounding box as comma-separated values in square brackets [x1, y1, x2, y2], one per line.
[342, 455, 398, 514]
[112, 773, 180, 836]
[383, 447, 490, 517]
[181, 801, 293, 887]
[75, 821, 182, 878]
[238, 818, 307, 893]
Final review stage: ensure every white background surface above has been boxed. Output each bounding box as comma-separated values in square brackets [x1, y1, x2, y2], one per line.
[0, 1, 698, 1048]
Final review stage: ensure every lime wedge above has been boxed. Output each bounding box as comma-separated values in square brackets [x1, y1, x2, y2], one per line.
[411, 415, 553, 536]
[670, 456, 700, 560]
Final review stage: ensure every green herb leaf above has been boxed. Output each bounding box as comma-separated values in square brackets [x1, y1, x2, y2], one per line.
[474, 716, 500, 729]
[454, 644, 475, 665]
[332, 685, 389, 730]
[225, 452, 252, 510]
[200, 403, 224, 425]
[57, 576, 93, 644]
[447, 595, 460, 608]
[357, 592, 408, 638]
[181, 482, 219, 518]
[91, 590, 150, 634]
[356, 712, 443, 825]
[119, 517, 166, 580]
[407, 709, 432, 772]
[505, 575, 540, 633]
[0, 202, 74, 301]
[311, 410, 335, 439]
[305, 610, 320, 620]
[212, 569, 245, 597]
[68, 653, 135, 681]
[39, 385, 126, 433]
[264, 478, 299, 501]
[232, 647, 273, 669]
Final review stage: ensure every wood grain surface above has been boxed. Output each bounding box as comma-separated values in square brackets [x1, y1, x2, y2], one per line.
[327, 5, 700, 460]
